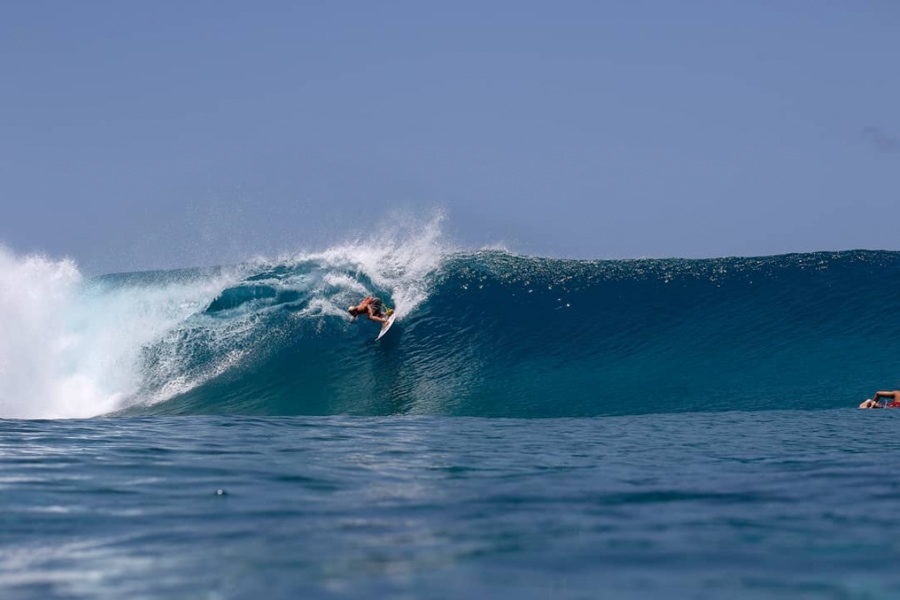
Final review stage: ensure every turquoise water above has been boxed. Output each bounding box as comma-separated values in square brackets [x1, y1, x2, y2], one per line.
[3, 243, 900, 597]
[5, 246, 900, 418]
[2, 411, 898, 599]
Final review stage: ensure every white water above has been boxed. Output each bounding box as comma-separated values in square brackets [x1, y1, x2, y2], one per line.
[300, 212, 451, 320]
[0, 247, 238, 419]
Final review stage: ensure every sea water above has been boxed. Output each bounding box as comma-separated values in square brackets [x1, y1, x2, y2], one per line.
[2, 412, 898, 599]
[2, 228, 900, 598]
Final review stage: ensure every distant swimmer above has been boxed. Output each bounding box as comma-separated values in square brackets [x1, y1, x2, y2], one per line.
[348, 296, 392, 325]
[859, 391, 900, 409]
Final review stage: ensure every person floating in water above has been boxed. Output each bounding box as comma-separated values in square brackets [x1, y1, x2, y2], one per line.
[348, 296, 392, 325]
[859, 391, 900, 409]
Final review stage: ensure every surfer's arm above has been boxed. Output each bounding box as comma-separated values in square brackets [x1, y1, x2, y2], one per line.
[873, 391, 898, 401]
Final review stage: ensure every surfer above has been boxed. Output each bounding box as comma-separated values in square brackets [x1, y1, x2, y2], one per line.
[348, 296, 391, 325]
[859, 391, 900, 409]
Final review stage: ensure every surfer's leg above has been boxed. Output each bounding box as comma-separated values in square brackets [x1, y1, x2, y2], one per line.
[366, 307, 387, 324]
[873, 391, 898, 404]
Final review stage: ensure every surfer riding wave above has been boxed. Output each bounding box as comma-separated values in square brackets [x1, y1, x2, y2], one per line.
[348, 296, 392, 325]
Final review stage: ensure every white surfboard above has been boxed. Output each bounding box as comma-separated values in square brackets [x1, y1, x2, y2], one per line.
[375, 313, 397, 340]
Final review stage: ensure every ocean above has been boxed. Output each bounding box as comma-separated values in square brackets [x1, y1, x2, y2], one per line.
[2, 234, 900, 598]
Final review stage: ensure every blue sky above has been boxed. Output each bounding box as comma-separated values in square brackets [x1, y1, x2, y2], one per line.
[1, 1, 898, 273]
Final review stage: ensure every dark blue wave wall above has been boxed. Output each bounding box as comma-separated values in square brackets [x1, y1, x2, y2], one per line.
[123, 251, 900, 417]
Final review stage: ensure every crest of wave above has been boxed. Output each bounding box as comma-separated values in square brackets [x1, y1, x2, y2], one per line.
[278, 212, 453, 319]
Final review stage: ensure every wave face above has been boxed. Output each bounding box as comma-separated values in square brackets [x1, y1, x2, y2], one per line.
[4, 241, 900, 418]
